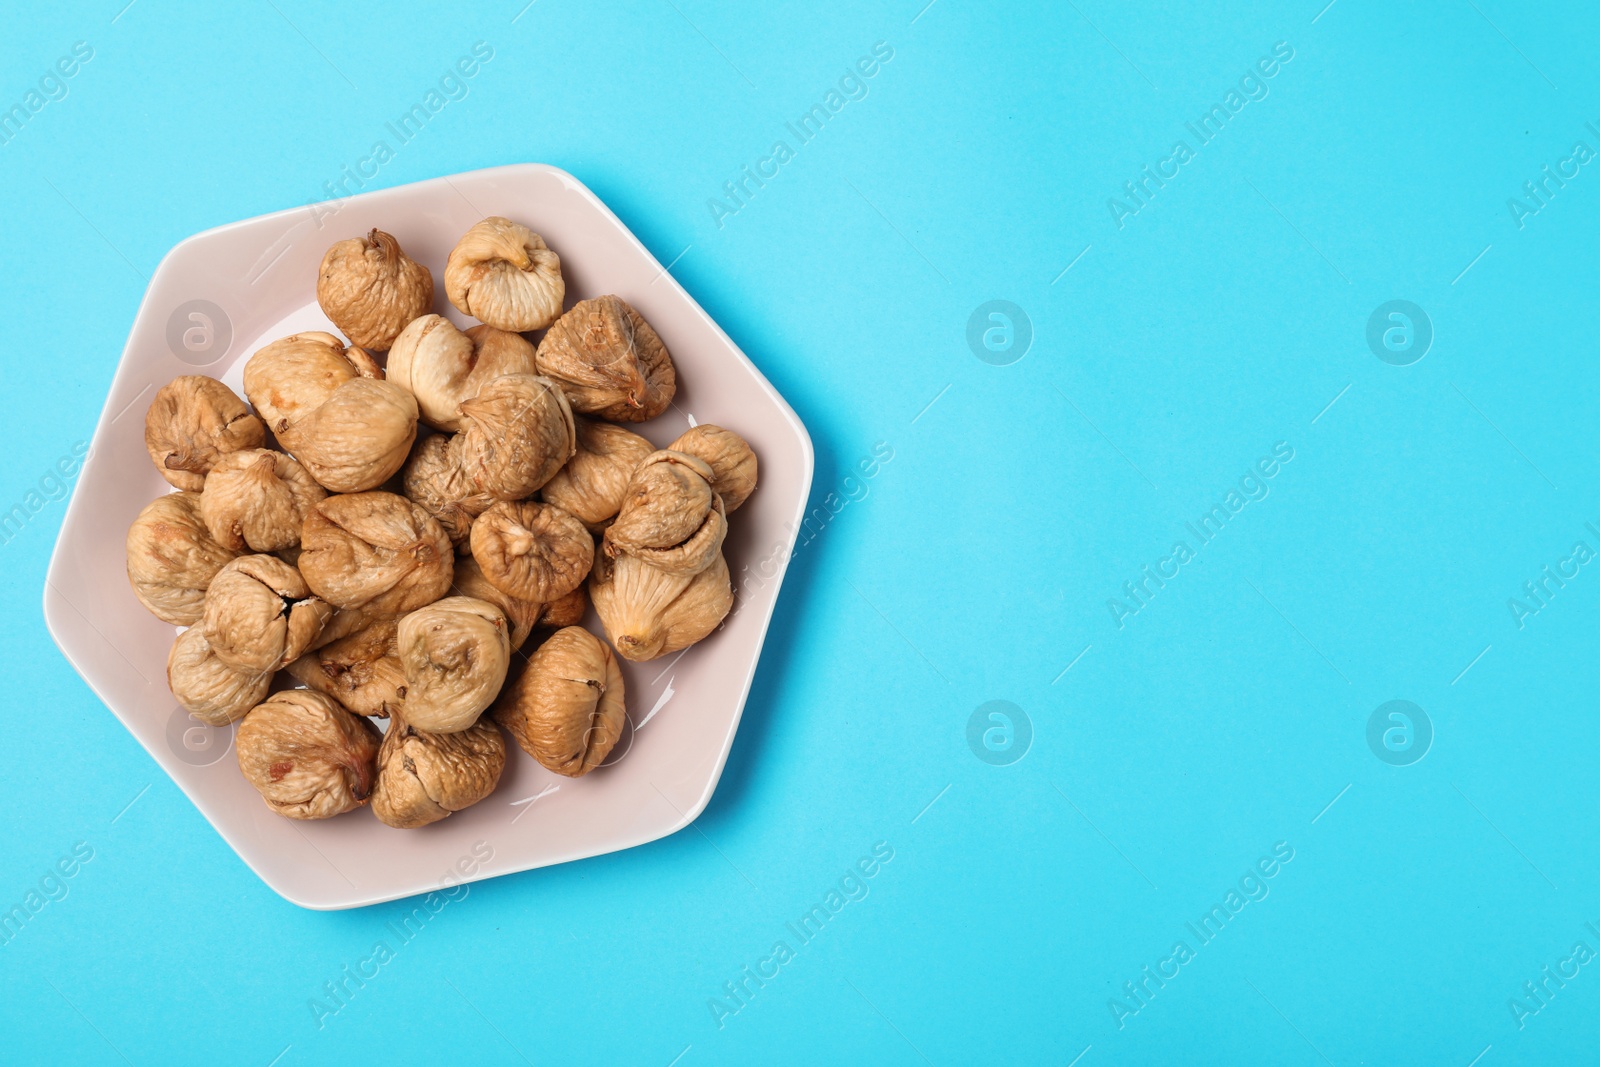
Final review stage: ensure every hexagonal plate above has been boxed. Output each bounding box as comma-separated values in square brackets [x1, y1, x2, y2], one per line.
[44, 164, 812, 909]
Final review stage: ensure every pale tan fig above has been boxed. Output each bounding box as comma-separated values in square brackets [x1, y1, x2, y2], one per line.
[285, 618, 407, 718]
[316, 229, 434, 351]
[470, 500, 593, 604]
[540, 418, 655, 530]
[242, 331, 368, 431]
[308, 603, 386, 650]
[342, 345, 386, 379]
[396, 596, 510, 733]
[604, 450, 726, 575]
[535, 584, 589, 637]
[451, 556, 543, 650]
[492, 626, 624, 777]
[127, 492, 239, 624]
[236, 690, 381, 820]
[201, 554, 332, 673]
[166, 626, 272, 726]
[279, 376, 419, 492]
[668, 424, 758, 512]
[590, 550, 732, 661]
[443, 216, 564, 331]
[399, 433, 481, 546]
[454, 374, 575, 500]
[535, 295, 676, 422]
[199, 448, 326, 553]
[243, 332, 417, 492]
[298, 492, 454, 616]
[388, 316, 539, 431]
[144, 376, 266, 491]
[370, 711, 506, 829]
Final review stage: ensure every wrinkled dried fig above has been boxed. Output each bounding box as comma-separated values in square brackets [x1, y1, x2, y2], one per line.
[399, 433, 481, 546]
[396, 596, 511, 733]
[535, 296, 675, 421]
[281, 376, 418, 492]
[388, 316, 540, 432]
[370, 711, 506, 829]
[144, 376, 266, 491]
[202, 554, 332, 673]
[199, 448, 326, 553]
[444, 216, 565, 331]
[590, 550, 732, 661]
[316, 229, 434, 351]
[243, 331, 367, 430]
[539, 418, 655, 530]
[470, 500, 593, 604]
[285, 618, 407, 718]
[604, 450, 726, 575]
[166, 626, 272, 726]
[299, 492, 454, 615]
[668, 424, 758, 512]
[126, 492, 238, 624]
[492, 626, 624, 777]
[243, 331, 418, 492]
[451, 556, 543, 650]
[308, 604, 386, 650]
[237, 690, 381, 819]
[536, 584, 588, 634]
[454, 374, 575, 500]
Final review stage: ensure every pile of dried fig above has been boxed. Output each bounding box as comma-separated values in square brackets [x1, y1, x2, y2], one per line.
[126, 215, 759, 833]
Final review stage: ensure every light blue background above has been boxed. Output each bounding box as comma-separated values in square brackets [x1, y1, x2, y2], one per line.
[3, 0, 1598, 1063]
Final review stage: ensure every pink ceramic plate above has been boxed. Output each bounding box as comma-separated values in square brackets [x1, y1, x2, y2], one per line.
[44, 164, 813, 909]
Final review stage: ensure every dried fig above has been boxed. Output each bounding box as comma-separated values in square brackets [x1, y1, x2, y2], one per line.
[668, 424, 758, 512]
[603, 450, 726, 575]
[280, 376, 419, 492]
[396, 596, 511, 733]
[536, 584, 588, 635]
[535, 295, 675, 422]
[126, 492, 238, 624]
[399, 432, 481, 546]
[242, 331, 367, 430]
[236, 690, 381, 820]
[388, 316, 539, 432]
[285, 618, 407, 718]
[243, 331, 418, 492]
[590, 550, 732, 661]
[370, 711, 506, 829]
[166, 626, 272, 726]
[299, 492, 454, 615]
[444, 216, 565, 331]
[470, 500, 593, 604]
[493, 626, 624, 776]
[309, 604, 386, 650]
[451, 555, 543, 650]
[454, 374, 575, 500]
[199, 448, 326, 553]
[202, 554, 332, 673]
[539, 417, 655, 530]
[316, 229, 434, 351]
[144, 376, 266, 491]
